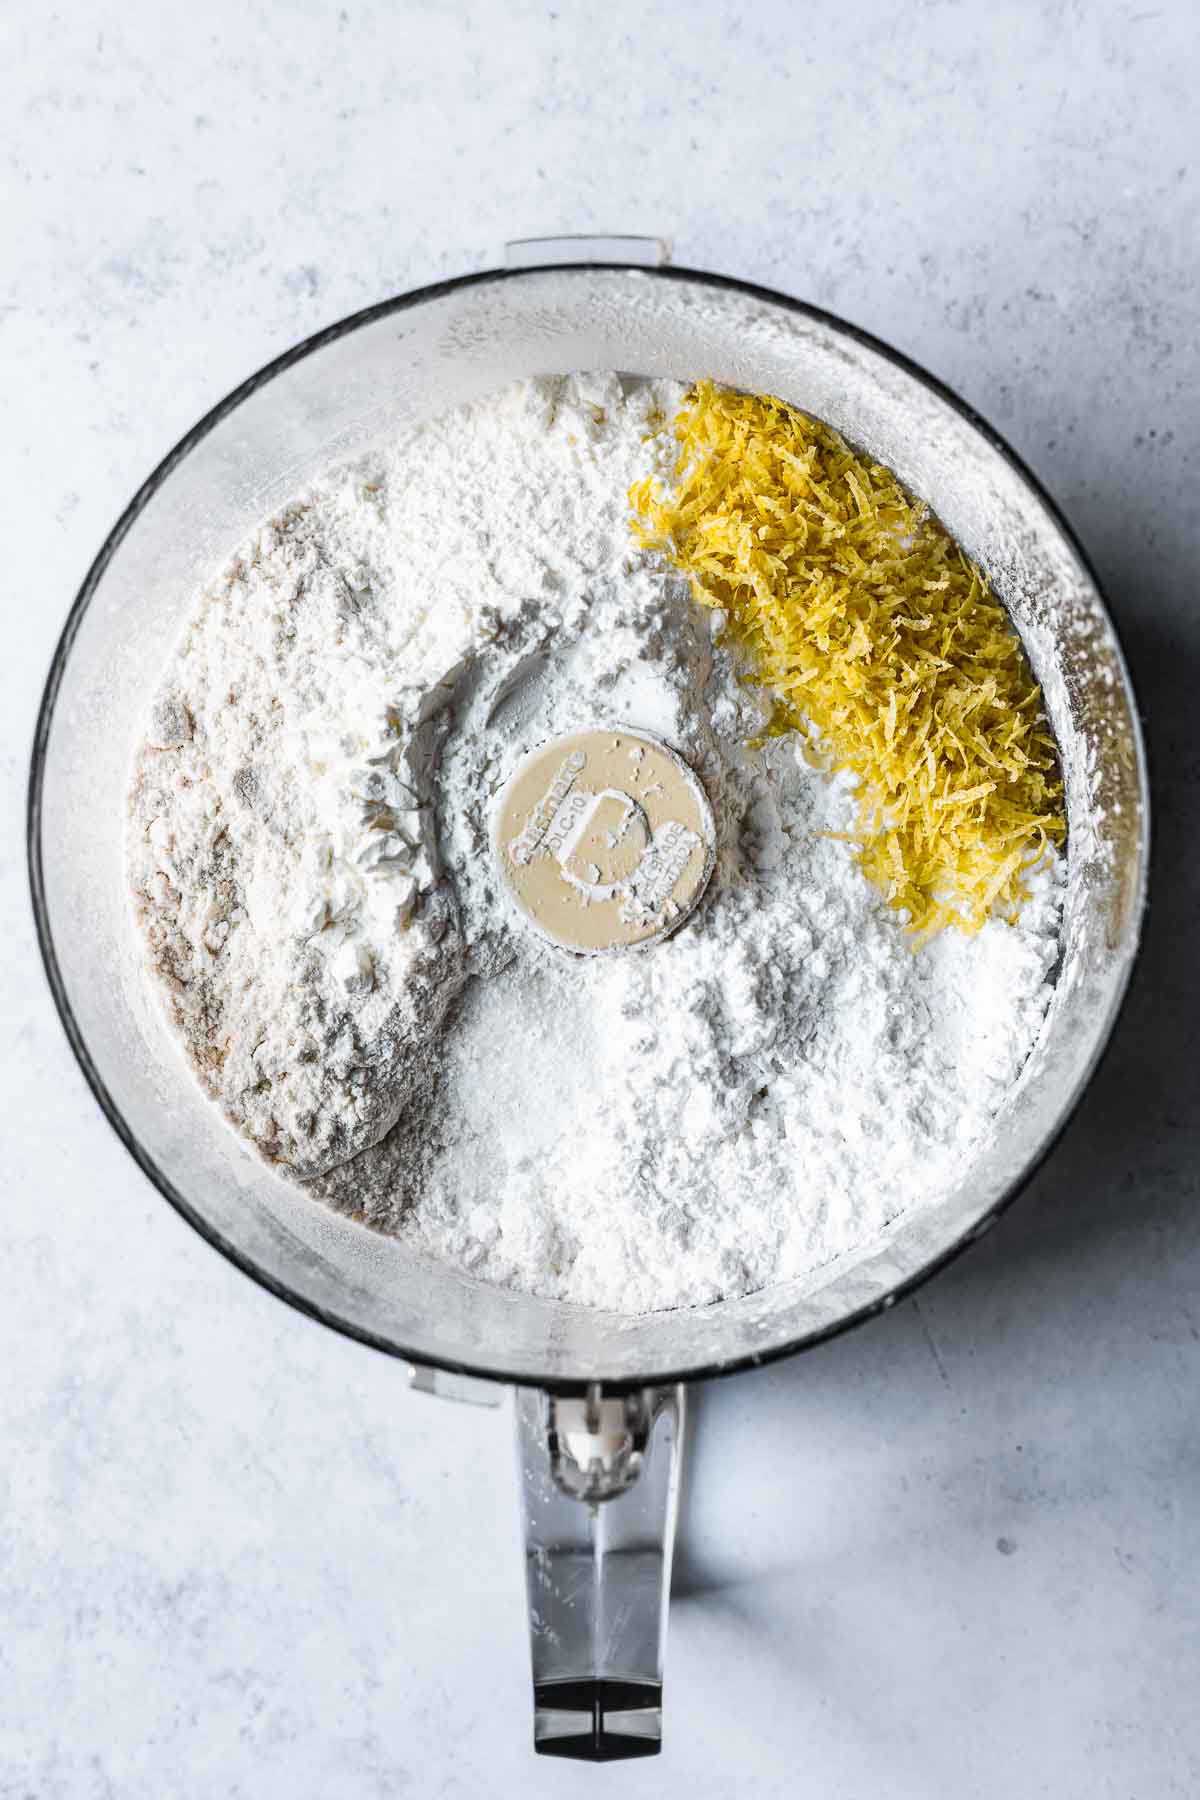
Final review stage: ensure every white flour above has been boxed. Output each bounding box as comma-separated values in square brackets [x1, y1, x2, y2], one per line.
[128, 374, 1063, 1314]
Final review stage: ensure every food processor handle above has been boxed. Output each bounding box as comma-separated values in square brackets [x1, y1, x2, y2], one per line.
[514, 1384, 686, 1761]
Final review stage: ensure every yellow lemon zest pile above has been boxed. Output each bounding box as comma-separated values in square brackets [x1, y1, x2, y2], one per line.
[629, 382, 1065, 940]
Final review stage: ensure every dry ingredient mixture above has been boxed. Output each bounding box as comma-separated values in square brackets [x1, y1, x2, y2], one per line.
[128, 374, 1065, 1314]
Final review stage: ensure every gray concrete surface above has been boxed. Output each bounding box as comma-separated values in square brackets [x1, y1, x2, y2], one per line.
[2, 1, 1197, 1793]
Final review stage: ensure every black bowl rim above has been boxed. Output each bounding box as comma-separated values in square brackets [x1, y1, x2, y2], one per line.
[26, 260, 1151, 1395]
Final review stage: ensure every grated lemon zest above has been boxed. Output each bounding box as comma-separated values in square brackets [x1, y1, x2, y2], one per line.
[629, 382, 1066, 938]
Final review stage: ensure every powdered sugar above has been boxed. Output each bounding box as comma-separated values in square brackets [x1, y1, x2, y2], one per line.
[358, 735, 1062, 1312]
[128, 373, 1063, 1315]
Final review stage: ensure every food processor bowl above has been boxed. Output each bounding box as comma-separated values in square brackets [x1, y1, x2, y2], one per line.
[29, 247, 1148, 1758]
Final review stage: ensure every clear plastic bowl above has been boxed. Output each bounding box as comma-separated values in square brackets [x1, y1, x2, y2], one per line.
[28, 261, 1148, 1391]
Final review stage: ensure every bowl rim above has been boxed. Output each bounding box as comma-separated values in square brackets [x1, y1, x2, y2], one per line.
[26, 260, 1151, 1394]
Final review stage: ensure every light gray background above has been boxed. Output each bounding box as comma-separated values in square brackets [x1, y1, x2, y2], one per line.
[3, 2, 1198, 1794]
